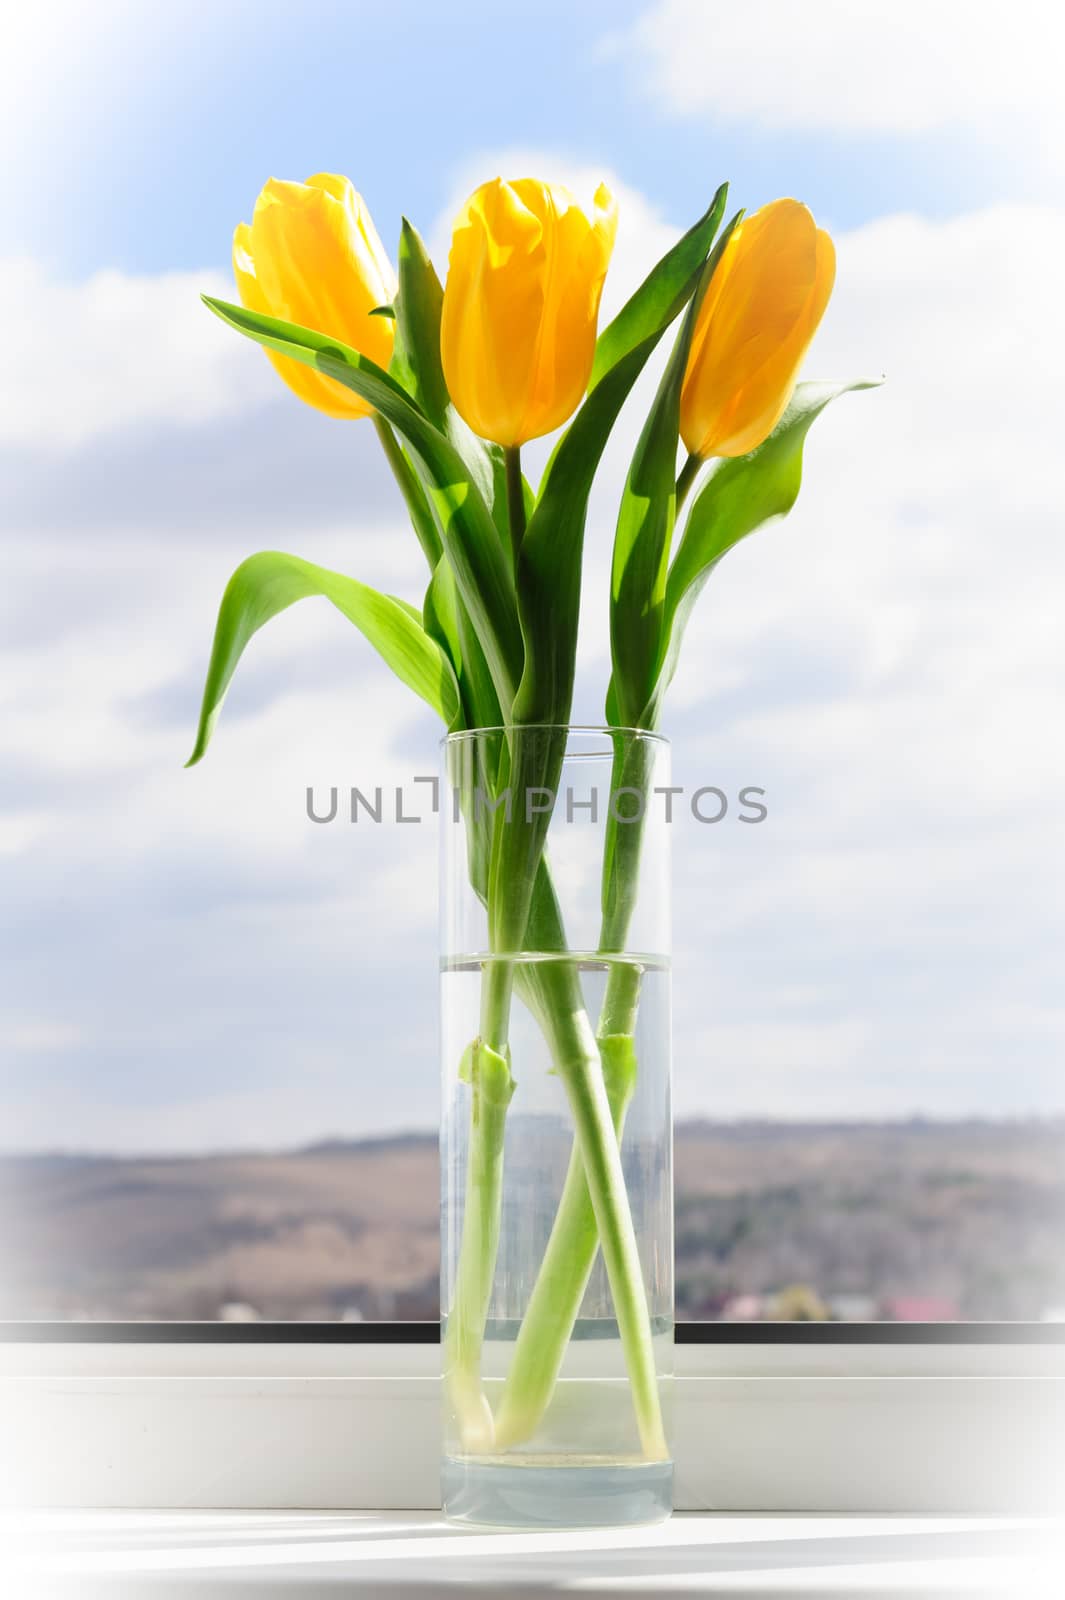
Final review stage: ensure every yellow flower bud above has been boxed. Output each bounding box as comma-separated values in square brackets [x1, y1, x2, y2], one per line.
[680, 199, 835, 460]
[232, 174, 397, 420]
[440, 177, 618, 447]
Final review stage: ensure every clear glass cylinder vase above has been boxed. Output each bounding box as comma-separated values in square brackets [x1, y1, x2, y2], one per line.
[440, 725, 673, 1528]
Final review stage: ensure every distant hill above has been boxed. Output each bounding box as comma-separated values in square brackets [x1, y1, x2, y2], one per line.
[2, 1119, 1062, 1323]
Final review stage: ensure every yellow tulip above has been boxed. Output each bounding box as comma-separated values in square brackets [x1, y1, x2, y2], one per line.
[441, 177, 618, 447]
[680, 199, 835, 460]
[233, 174, 396, 420]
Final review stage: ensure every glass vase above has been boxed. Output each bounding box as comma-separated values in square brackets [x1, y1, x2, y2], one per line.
[440, 725, 672, 1528]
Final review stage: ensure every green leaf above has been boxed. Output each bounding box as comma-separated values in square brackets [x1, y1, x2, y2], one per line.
[424, 555, 503, 733]
[513, 204, 734, 734]
[389, 219, 451, 428]
[647, 377, 882, 724]
[186, 551, 461, 766]
[608, 210, 743, 730]
[487, 203, 734, 961]
[423, 557, 463, 687]
[590, 184, 728, 392]
[511, 347, 646, 728]
[201, 296, 523, 712]
[371, 414, 443, 570]
[369, 303, 396, 319]
[385, 229, 525, 930]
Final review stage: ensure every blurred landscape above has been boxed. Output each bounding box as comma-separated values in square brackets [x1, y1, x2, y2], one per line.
[2, 1119, 1063, 1324]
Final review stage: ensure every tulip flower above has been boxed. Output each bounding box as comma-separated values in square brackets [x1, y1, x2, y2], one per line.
[680, 199, 835, 461]
[441, 177, 618, 449]
[233, 174, 397, 419]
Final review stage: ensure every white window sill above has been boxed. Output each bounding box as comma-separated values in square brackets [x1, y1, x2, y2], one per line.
[5, 1510, 1064, 1597]
[4, 1337, 1064, 1514]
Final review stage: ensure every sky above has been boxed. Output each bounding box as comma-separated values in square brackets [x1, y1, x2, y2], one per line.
[2, 0, 1064, 1150]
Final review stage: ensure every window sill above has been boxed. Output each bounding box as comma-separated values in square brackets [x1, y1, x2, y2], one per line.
[6, 1510, 1064, 1596]
[3, 1337, 1064, 1514]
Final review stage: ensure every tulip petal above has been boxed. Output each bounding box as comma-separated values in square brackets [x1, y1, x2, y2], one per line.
[680, 198, 835, 459]
[442, 178, 549, 446]
[305, 173, 400, 311]
[516, 182, 618, 444]
[244, 175, 396, 419]
[480, 178, 545, 263]
[232, 218, 361, 418]
[441, 176, 617, 447]
[304, 171, 354, 207]
[710, 221, 834, 457]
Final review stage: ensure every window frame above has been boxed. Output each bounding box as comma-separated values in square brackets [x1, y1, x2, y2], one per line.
[2, 1319, 1064, 1345]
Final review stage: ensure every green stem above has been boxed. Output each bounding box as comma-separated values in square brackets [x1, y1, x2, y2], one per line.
[598, 959, 643, 1036]
[495, 736, 657, 1447]
[372, 413, 443, 569]
[675, 448, 703, 514]
[479, 955, 514, 1054]
[443, 1035, 515, 1451]
[493, 1011, 638, 1450]
[537, 979, 667, 1462]
[444, 800, 522, 1449]
[503, 444, 526, 570]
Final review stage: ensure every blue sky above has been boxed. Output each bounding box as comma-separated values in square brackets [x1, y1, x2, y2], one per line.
[13, 0, 1022, 278]
[2, 0, 1063, 1150]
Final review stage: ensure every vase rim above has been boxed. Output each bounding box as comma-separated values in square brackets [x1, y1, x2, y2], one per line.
[442, 723, 669, 746]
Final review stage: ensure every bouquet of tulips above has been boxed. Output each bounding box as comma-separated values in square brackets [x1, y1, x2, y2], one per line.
[189, 170, 873, 1458]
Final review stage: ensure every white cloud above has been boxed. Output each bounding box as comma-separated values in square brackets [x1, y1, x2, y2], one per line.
[606, 1, 1063, 144]
[3, 163, 1065, 1142]
[670, 201, 1065, 768]
[0, 814, 48, 857]
[659, 197, 1065, 1117]
[0, 259, 273, 449]
[0, 1021, 84, 1054]
[0, 519, 443, 1150]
